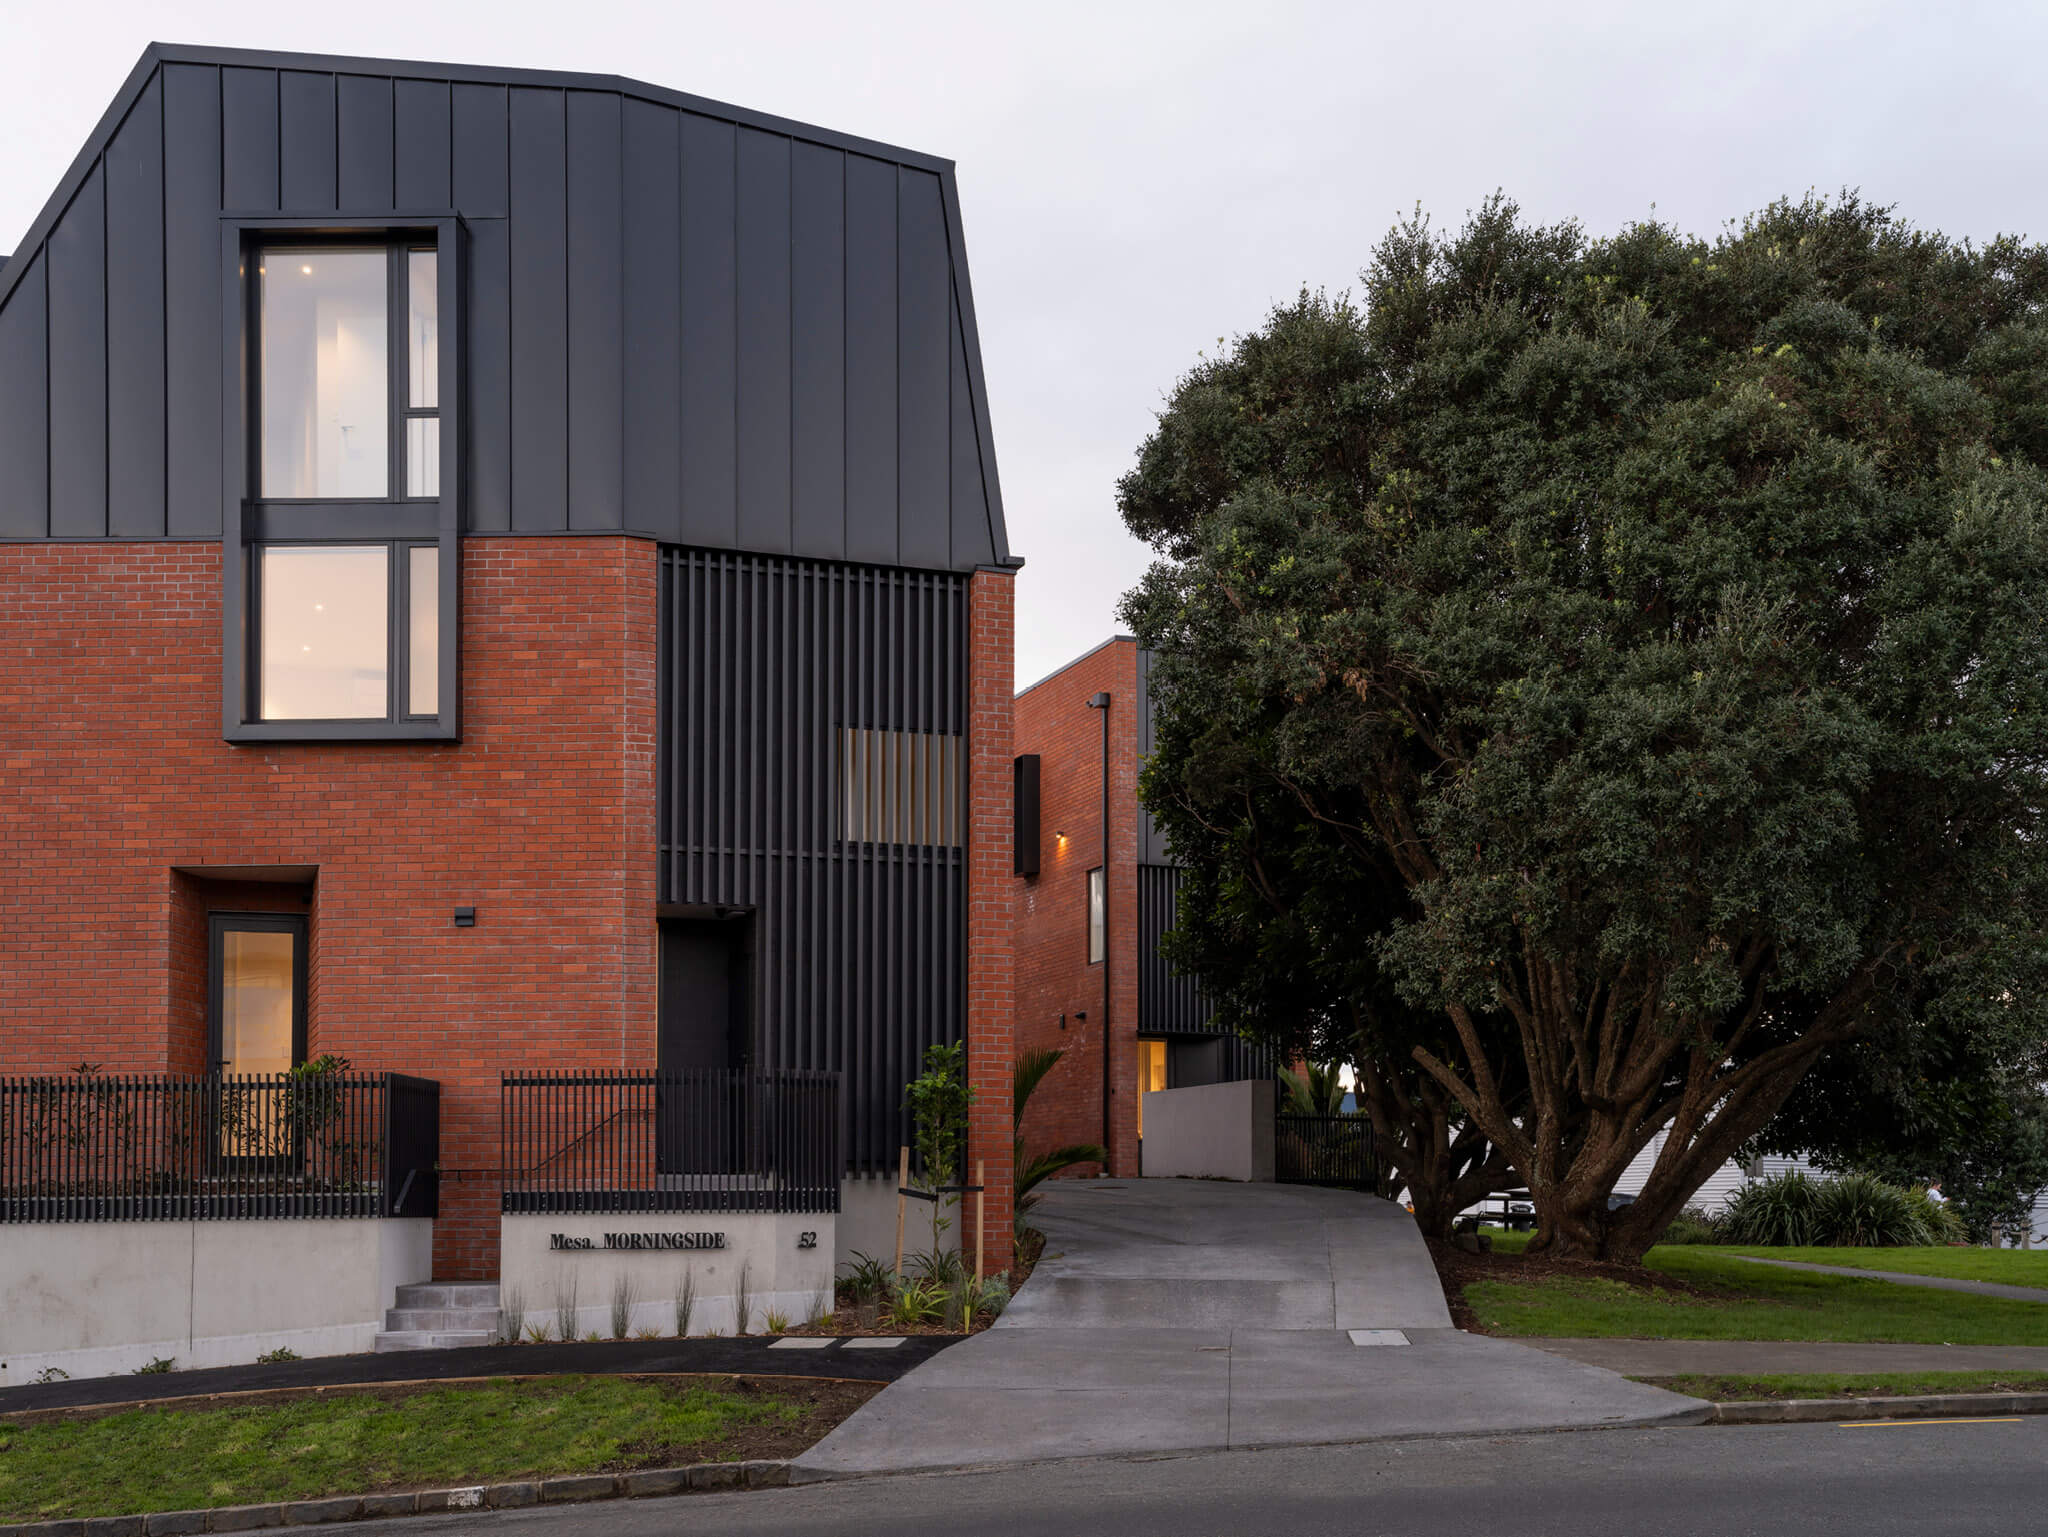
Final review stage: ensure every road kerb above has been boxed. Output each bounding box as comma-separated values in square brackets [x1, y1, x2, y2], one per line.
[0, 1460, 792, 1535]
[1708, 1391, 2048, 1425]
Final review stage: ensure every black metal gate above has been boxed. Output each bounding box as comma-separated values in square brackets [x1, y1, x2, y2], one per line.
[1274, 1114, 1377, 1189]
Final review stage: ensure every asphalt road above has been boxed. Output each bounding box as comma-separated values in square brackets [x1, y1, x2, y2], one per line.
[369, 1419, 2047, 1537]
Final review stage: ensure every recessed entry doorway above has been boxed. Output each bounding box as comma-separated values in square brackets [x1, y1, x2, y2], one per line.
[657, 913, 754, 1176]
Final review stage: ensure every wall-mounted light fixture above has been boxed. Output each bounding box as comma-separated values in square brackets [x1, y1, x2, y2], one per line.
[453, 907, 477, 928]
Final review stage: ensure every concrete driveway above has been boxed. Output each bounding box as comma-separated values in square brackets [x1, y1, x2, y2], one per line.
[793, 1179, 1704, 1479]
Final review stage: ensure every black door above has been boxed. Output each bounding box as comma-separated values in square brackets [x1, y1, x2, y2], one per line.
[657, 917, 751, 1174]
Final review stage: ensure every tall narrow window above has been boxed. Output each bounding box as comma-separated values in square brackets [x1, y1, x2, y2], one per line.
[407, 544, 440, 717]
[1087, 867, 1106, 964]
[260, 250, 388, 499]
[237, 235, 454, 737]
[211, 915, 305, 1077]
[405, 249, 440, 498]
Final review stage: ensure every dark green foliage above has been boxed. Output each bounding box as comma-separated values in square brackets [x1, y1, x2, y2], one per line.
[1721, 1169, 1950, 1247]
[904, 1043, 975, 1253]
[1277, 1062, 1349, 1117]
[1121, 192, 2048, 1261]
[1012, 1048, 1107, 1230]
[1657, 1208, 1724, 1246]
[1720, 1172, 1826, 1247]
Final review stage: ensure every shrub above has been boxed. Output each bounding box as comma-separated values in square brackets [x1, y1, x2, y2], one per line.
[255, 1346, 300, 1364]
[552, 1272, 580, 1344]
[838, 1251, 894, 1306]
[673, 1267, 698, 1337]
[909, 1246, 967, 1287]
[1906, 1187, 1970, 1245]
[1656, 1208, 1723, 1246]
[1814, 1172, 1936, 1247]
[499, 1285, 527, 1344]
[763, 1309, 792, 1334]
[1721, 1171, 1824, 1246]
[889, 1278, 946, 1328]
[132, 1356, 175, 1375]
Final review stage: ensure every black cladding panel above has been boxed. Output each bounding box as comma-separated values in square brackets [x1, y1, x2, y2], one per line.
[0, 44, 1013, 572]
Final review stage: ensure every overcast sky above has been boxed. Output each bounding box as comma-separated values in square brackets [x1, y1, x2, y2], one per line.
[2, 0, 2043, 686]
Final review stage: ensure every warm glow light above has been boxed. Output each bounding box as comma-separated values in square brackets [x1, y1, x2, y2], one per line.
[300, 264, 314, 275]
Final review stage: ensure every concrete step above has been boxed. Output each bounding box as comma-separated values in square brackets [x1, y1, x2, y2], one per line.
[393, 1283, 501, 1310]
[383, 1306, 503, 1332]
[373, 1329, 498, 1353]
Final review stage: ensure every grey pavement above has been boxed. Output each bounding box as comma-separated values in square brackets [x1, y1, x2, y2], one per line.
[1527, 1336, 2048, 1376]
[375, 1419, 2048, 1537]
[1729, 1254, 2048, 1303]
[793, 1179, 1704, 1477]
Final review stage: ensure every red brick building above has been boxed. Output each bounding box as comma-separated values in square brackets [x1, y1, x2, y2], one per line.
[1012, 638, 1268, 1182]
[0, 45, 1021, 1300]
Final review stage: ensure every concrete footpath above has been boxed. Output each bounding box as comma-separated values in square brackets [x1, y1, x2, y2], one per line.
[1727, 1255, 2048, 1304]
[792, 1180, 1703, 1478]
[1527, 1337, 2048, 1376]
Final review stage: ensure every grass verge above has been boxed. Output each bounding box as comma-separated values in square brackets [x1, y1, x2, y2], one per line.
[1637, 1370, 2048, 1402]
[1455, 1244, 2048, 1344]
[0, 1374, 874, 1522]
[1715, 1247, 2048, 1288]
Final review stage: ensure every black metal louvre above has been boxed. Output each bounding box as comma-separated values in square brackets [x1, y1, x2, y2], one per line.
[0, 1071, 439, 1222]
[658, 549, 968, 1172]
[500, 1068, 839, 1215]
[1137, 862, 1210, 1035]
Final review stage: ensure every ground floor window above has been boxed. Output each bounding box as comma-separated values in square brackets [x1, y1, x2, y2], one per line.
[1137, 1039, 1167, 1138]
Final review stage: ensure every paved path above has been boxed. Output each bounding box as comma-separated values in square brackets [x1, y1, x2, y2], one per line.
[793, 1180, 1703, 1478]
[1728, 1255, 2048, 1303]
[1527, 1337, 2048, 1376]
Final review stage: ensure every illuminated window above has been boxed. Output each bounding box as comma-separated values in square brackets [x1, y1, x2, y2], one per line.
[839, 729, 964, 845]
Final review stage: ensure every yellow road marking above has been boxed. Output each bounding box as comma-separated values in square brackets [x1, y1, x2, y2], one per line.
[1838, 1418, 2023, 1428]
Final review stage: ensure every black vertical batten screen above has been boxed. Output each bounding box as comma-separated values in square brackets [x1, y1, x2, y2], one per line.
[659, 549, 968, 1171]
[1013, 754, 1040, 877]
[1137, 862, 1213, 1035]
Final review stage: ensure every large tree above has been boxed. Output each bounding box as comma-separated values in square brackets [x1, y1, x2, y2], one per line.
[1121, 194, 2048, 1261]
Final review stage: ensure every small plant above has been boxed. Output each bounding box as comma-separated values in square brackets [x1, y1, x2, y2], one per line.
[500, 1285, 527, 1344]
[909, 1246, 968, 1287]
[805, 1290, 833, 1328]
[904, 1042, 975, 1257]
[31, 1366, 70, 1384]
[889, 1278, 945, 1328]
[763, 1309, 792, 1334]
[964, 1273, 1011, 1321]
[552, 1271, 580, 1344]
[584, 1331, 603, 1343]
[733, 1260, 754, 1336]
[673, 1267, 698, 1337]
[1014, 1049, 1107, 1232]
[839, 1251, 893, 1305]
[524, 1321, 552, 1344]
[702, 1327, 726, 1338]
[255, 1346, 301, 1364]
[634, 1326, 663, 1340]
[132, 1356, 175, 1375]
[609, 1272, 638, 1340]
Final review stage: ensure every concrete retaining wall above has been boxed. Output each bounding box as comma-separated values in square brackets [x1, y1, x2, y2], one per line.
[0, 1217, 433, 1384]
[499, 1213, 835, 1338]
[1141, 1079, 1276, 1182]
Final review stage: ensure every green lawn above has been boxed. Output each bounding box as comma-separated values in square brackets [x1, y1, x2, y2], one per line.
[1464, 1246, 2048, 1344]
[0, 1376, 832, 1522]
[1643, 1370, 2048, 1403]
[1716, 1247, 2048, 1289]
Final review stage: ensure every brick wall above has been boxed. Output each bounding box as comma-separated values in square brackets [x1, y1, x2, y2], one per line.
[0, 536, 660, 1278]
[1012, 638, 1142, 1178]
[963, 568, 1018, 1253]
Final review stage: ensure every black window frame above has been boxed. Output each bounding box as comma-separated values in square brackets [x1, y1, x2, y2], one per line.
[220, 216, 464, 743]
[206, 911, 309, 1074]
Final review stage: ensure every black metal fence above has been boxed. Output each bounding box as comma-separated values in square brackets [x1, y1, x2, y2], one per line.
[1275, 1114, 1378, 1190]
[501, 1068, 841, 1215]
[0, 1071, 440, 1222]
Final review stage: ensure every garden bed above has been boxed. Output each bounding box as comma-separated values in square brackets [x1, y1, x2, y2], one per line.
[0, 1373, 874, 1522]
